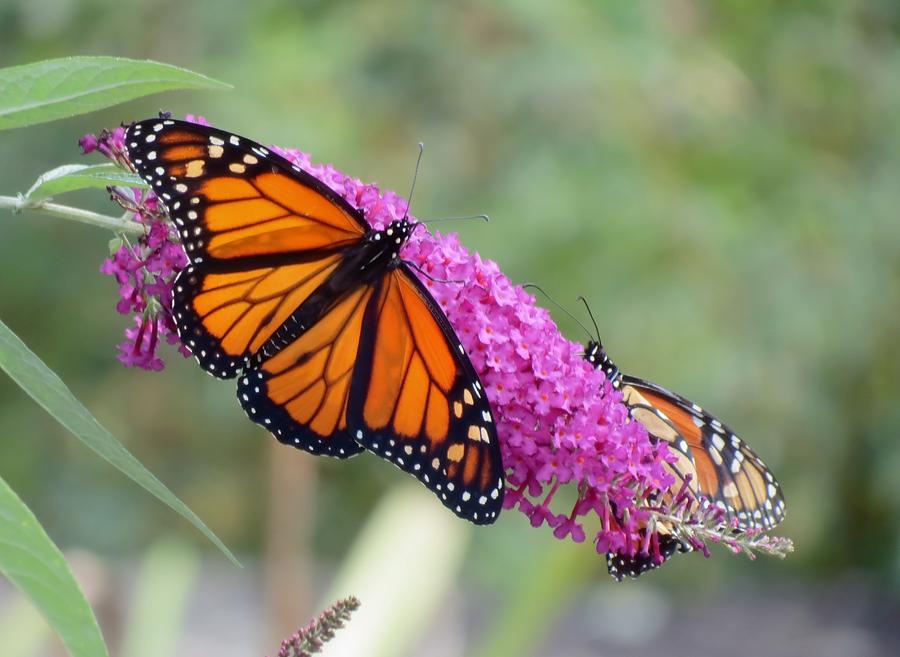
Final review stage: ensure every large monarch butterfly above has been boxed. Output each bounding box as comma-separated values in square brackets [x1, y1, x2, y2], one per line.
[124, 118, 504, 524]
[577, 301, 786, 580]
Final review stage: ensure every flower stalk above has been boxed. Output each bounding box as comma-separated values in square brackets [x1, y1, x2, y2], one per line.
[648, 503, 794, 561]
[270, 597, 361, 657]
[0, 194, 143, 235]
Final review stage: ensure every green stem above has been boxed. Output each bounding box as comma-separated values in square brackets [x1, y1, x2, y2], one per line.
[0, 194, 143, 236]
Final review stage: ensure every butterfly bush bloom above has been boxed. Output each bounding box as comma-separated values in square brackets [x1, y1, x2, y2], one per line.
[81, 127, 189, 370]
[263, 142, 682, 554]
[89, 117, 791, 563]
[270, 596, 360, 657]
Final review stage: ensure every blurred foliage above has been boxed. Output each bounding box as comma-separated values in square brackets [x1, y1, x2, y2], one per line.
[1, 0, 899, 640]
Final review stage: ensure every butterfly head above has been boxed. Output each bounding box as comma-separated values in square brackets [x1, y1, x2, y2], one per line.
[584, 340, 620, 383]
[584, 340, 602, 364]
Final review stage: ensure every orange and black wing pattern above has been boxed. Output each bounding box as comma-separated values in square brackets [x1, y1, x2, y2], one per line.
[237, 284, 376, 457]
[125, 118, 366, 458]
[583, 337, 785, 578]
[605, 387, 697, 581]
[607, 377, 785, 580]
[621, 375, 786, 531]
[348, 267, 504, 524]
[237, 266, 504, 521]
[125, 119, 366, 379]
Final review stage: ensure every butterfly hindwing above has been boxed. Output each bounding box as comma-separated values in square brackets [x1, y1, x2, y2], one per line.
[348, 267, 504, 524]
[173, 255, 345, 378]
[236, 285, 376, 458]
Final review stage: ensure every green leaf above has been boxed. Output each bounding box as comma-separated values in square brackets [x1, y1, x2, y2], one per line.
[24, 163, 147, 204]
[0, 473, 109, 657]
[0, 318, 240, 566]
[0, 57, 231, 130]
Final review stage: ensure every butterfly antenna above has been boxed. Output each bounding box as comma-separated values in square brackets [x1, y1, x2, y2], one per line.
[403, 142, 425, 222]
[577, 296, 602, 345]
[421, 213, 491, 225]
[524, 284, 595, 343]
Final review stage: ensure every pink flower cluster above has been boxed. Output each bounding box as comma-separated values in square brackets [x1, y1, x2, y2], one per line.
[91, 117, 676, 555]
[81, 127, 189, 370]
[271, 144, 676, 554]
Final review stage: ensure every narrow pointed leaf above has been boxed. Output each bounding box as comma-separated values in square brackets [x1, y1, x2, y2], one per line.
[0, 57, 230, 130]
[24, 163, 146, 203]
[0, 318, 239, 566]
[0, 474, 109, 657]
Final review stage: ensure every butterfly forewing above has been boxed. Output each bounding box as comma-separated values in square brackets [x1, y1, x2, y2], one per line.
[125, 119, 366, 377]
[619, 382, 701, 507]
[348, 268, 504, 524]
[623, 376, 786, 531]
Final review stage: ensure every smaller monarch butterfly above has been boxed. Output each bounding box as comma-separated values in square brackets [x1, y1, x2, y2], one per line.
[575, 298, 786, 580]
[523, 287, 786, 579]
[124, 118, 504, 524]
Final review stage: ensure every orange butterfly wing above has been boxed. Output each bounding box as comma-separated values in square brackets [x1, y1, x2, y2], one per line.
[126, 119, 366, 378]
[602, 381, 695, 580]
[237, 284, 376, 457]
[605, 372, 784, 579]
[238, 266, 504, 521]
[622, 375, 786, 531]
[125, 119, 367, 457]
[348, 268, 504, 524]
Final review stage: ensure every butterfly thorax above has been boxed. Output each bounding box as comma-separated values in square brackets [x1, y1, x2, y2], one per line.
[358, 219, 414, 274]
[584, 340, 621, 387]
[253, 219, 413, 364]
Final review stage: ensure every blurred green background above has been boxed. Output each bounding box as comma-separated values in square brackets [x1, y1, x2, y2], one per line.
[1, 0, 899, 655]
